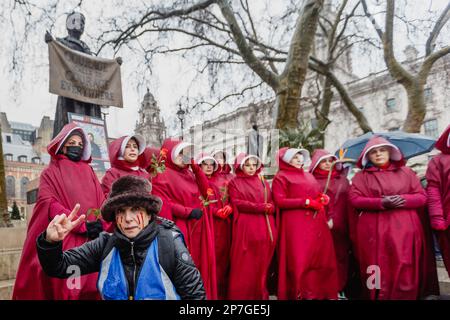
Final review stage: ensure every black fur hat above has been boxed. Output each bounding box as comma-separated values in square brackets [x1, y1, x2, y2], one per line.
[101, 175, 162, 222]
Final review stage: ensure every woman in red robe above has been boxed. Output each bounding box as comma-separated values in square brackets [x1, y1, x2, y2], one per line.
[310, 149, 351, 298]
[195, 152, 233, 299]
[151, 139, 217, 299]
[273, 147, 338, 300]
[101, 135, 149, 196]
[349, 136, 427, 300]
[426, 125, 450, 277]
[227, 153, 276, 300]
[13, 123, 108, 300]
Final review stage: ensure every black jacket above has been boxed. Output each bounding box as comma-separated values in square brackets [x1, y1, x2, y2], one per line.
[36, 218, 206, 300]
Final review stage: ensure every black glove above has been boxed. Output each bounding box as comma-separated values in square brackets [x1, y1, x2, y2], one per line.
[381, 195, 405, 209]
[189, 208, 203, 220]
[86, 220, 103, 239]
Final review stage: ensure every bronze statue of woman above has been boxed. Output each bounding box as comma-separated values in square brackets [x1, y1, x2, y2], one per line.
[46, 12, 103, 138]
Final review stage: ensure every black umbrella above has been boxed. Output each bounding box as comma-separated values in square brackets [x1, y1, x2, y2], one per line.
[334, 131, 436, 161]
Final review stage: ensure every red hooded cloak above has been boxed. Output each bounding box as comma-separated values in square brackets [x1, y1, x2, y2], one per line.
[227, 153, 277, 300]
[151, 139, 217, 299]
[349, 136, 427, 300]
[426, 125, 450, 277]
[13, 123, 106, 300]
[272, 148, 338, 300]
[208, 151, 234, 299]
[310, 149, 351, 293]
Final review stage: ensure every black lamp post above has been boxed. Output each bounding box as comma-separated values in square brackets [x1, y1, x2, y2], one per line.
[176, 102, 186, 140]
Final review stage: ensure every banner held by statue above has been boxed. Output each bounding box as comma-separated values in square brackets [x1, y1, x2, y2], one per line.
[48, 40, 123, 108]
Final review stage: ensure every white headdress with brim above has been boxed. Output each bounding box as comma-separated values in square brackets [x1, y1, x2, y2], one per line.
[239, 155, 262, 171]
[172, 142, 194, 162]
[310, 154, 341, 173]
[56, 127, 92, 161]
[196, 154, 219, 171]
[282, 148, 311, 165]
[117, 135, 146, 160]
[361, 143, 402, 166]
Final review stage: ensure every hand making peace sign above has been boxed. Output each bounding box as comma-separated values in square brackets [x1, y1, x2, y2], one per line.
[45, 204, 86, 243]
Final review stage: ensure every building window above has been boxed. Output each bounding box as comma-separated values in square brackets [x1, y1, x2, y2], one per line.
[424, 88, 432, 103]
[6, 135, 11, 143]
[32, 157, 41, 164]
[4, 154, 13, 161]
[386, 98, 398, 112]
[20, 177, 30, 199]
[6, 176, 15, 198]
[27, 188, 39, 205]
[424, 119, 439, 138]
[18, 155, 27, 163]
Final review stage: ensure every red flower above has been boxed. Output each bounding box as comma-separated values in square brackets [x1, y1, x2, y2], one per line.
[160, 148, 168, 158]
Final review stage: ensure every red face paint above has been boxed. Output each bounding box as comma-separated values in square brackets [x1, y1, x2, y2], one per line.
[138, 211, 144, 229]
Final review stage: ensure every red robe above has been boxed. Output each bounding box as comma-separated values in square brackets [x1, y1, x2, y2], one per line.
[13, 123, 107, 300]
[101, 136, 150, 196]
[209, 161, 234, 299]
[349, 136, 427, 300]
[227, 153, 277, 300]
[151, 139, 217, 299]
[310, 149, 351, 292]
[273, 148, 338, 300]
[426, 125, 450, 277]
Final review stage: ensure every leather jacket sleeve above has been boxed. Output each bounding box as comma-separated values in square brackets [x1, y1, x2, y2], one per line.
[171, 232, 206, 300]
[36, 231, 109, 279]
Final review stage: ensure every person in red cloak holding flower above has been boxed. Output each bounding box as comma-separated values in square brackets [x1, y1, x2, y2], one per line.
[309, 149, 351, 299]
[194, 152, 233, 299]
[151, 139, 217, 299]
[349, 136, 428, 300]
[227, 153, 276, 300]
[210, 150, 234, 190]
[426, 124, 450, 277]
[101, 135, 149, 196]
[272, 147, 338, 300]
[13, 123, 109, 300]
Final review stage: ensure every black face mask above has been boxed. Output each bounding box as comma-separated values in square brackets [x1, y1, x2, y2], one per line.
[66, 146, 83, 162]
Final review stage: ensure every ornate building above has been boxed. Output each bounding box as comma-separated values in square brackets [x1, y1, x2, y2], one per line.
[135, 89, 166, 147]
[1, 112, 52, 216]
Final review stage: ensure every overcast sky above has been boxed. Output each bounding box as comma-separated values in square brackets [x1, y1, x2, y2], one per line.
[0, 0, 448, 139]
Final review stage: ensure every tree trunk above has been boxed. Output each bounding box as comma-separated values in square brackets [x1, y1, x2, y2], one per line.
[0, 124, 11, 227]
[403, 81, 426, 133]
[276, 0, 324, 130]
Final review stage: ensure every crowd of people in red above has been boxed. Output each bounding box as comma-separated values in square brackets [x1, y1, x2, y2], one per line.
[11, 123, 450, 300]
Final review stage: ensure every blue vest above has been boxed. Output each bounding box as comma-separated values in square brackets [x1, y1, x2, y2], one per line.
[97, 238, 181, 300]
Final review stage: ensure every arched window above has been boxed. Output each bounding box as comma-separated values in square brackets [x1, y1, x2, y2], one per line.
[4, 154, 13, 161]
[6, 176, 15, 198]
[18, 155, 27, 162]
[32, 157, 41, 164]
[20, 177, 30, 199]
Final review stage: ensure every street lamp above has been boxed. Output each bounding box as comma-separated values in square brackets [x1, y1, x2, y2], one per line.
[176, 102, 186, 140]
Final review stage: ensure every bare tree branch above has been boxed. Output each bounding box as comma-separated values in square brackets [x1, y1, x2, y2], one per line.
[216, 0, 279, 89]
[425, 1, 450, 56]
